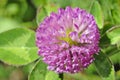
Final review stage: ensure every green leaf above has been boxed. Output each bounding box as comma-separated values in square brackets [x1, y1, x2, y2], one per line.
[64, 72, 101, 80]
[0, 0, 8, 8]
[6, 3, 20, 16]
[19, 0, 28, 19]
[45, 3, 59, 16]
[71, 0, 92, 11]
[0, 28, 39, 66]
[36, 7, 47, 26]
[29, 58, 60, 80]
[22, 20, 37, 30]
[45, 71, 61, 80]
[28, 59, 47, 80]
[106, 26, 120, 44]
[94, 51, 115, 80]
[97, 0, 113, 24]
[110, 52, 120, 64]
[116, 70, 120, 80]
[90, 1, 103, 29]
[32, 0, 46, 8]
[109, 45, 120, 64]
[0, 18, 21, 34]
[103, 66, 115, 80]
[111, 8, 120, 24]
[58, 0, 72, 8]
[36, 2, 60, 25]
[117, 41, 120, 49]
[102, 45, 120, 56]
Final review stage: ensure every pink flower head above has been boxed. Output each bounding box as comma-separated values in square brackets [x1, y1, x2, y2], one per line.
[36, 7, 100, 73]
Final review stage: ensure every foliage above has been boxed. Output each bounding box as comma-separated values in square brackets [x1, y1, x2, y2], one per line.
[0, 0, 120, 80]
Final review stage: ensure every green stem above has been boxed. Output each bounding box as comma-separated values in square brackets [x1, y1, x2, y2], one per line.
[59, 73, 63, 80]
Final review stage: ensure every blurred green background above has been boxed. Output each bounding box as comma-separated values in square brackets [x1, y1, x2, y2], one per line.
[0, 0, 120, 80]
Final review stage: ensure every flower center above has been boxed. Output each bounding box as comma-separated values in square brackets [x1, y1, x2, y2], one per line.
[58, 28, 78, 46]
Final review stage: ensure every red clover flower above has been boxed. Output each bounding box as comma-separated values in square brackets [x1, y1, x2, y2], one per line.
[36, 7, 100, 73]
